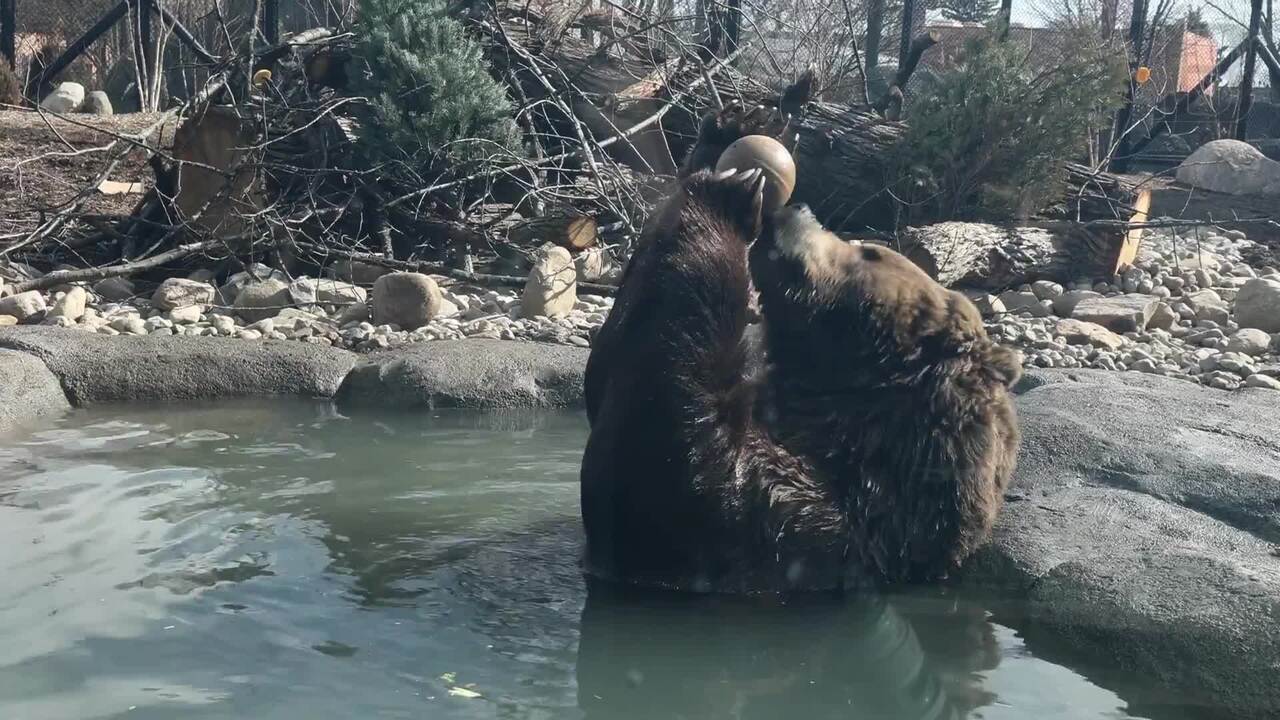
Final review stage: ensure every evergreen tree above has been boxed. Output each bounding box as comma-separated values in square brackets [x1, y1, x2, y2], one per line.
[1183, 8, 1212, 37]
[355, 0, 520, 179]
[938, 0, 998, 24]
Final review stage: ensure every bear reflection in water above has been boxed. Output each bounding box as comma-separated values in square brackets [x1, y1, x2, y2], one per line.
[576, 581, 999, 720]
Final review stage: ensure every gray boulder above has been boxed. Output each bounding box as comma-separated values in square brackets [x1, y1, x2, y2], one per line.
[0, 326, 356, 405]
[0, 348, 70, 435]
[39, 82, 85, 113]
[81, 90, 113, 115]
[0, 290, 47, 323]
[337, 339, 588, 409]
[1227, 328, 1272, 356]
[1175, 139, 1280, 196]
[93, 276, 136, 301]
[575, 247, 613, 283]
[1054, 318, 1124, 350]
[1070, 294, 1157, 332]
[962, 291, 1005, 317]
[233, 278, 292, 323]
[1147, 301, 1178, 330]
[46, 287, 88, 322]
[218, 264, 288, 305]
[1051, 289, 1100, 317]
[152, 277, 216, 310]
[289, 277, 367, 306]
[965, 369, 1280, 718]
[998, 290, 1047, 316]
[371, 272, 442, 330]
[522, 244, 578, 318]
[1235, 278, 1280, 332]
[1185, 289, 1232, 324]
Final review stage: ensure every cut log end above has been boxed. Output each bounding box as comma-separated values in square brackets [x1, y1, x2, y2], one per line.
[1114, 189, 1152, 275]
[509, 214, 599, 251]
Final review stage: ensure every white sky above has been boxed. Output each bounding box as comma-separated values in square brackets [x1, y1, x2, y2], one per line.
[980, 0, 1263, 83]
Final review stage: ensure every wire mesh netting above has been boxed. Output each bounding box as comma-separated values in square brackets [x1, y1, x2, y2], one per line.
[1, 0, 1275, 155]
[3, 0, 355, 107]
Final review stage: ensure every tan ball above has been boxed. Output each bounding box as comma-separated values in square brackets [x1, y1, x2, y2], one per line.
[714, 135, 797, 213]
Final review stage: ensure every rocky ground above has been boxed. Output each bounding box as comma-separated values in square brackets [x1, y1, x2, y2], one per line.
[973, 226, 1280, 391]
[0, 245, 611, 352]
[3, 226, 1280, 392]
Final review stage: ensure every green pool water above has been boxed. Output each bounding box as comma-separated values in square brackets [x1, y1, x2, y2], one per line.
[0, 402, 1179, 719]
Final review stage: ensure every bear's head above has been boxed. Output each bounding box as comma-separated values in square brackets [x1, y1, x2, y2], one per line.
[750, 204, 1021, 393]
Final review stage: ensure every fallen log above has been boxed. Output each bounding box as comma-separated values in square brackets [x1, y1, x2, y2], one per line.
[1046, 162, 1153, 272]
[482, 2, 906, 231]
[508, 213, 598, 250]
[11, 240, 222, 294]
[896, 220, 1143, 290]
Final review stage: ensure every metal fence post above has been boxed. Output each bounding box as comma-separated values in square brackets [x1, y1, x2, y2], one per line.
[1236, 0, 1264, 139]
[898, 0, 917, 63]
[140, 0, 155, 101]
[263, 0, 279, 45]
[1, 0, 15, 71]
[1108, 0, 1149, 171]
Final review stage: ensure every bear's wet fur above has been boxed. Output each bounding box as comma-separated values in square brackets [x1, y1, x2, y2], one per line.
[581, 167, 850, 593]
[750, 205, 1022, 585]
[581, 103, 1021, 594]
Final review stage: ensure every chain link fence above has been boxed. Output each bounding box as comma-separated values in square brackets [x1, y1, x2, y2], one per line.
[2, 0, 352, 107]
[2, 0, 1275, 159]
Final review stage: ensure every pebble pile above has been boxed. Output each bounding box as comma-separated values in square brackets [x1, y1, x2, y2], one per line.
[0, 255, 610, 353]
[974, 228, 1280, 391]
[2, 229, 1278, 392]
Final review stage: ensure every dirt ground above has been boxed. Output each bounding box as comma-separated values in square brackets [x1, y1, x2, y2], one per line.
[0, 109, 180, 241]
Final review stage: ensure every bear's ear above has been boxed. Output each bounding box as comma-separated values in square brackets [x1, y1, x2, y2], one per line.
[779, 68, 816, 119]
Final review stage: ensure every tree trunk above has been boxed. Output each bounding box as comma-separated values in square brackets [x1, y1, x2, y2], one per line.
[903, 162, 1153, 288]
[169, 105, 264, 243]
[864, 0, 887, 97]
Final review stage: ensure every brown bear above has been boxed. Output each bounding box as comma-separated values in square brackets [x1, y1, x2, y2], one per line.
[581, 108, 1020, 594]
[581, 164, 852, 593]
[749, 204, 1022, 585]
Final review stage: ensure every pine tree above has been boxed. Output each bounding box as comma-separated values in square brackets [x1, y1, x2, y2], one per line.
[355, 0, 520, 179]
[938, 0, 998, 24]
[1183, 8, 1212, 37]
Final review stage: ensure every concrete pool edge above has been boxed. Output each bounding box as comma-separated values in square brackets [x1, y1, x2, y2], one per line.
[0, 346, 72, 434]
[0, 326, 590, 424]
[2, 329, 1278, 718]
